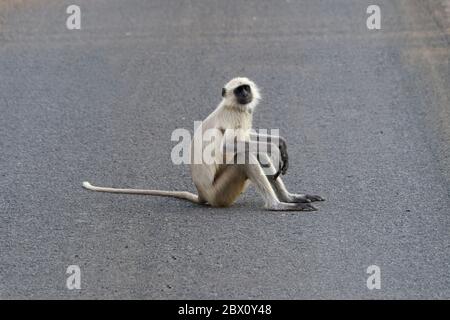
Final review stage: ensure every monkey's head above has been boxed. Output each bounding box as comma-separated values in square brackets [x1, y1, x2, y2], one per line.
[221, 77, 261, 111]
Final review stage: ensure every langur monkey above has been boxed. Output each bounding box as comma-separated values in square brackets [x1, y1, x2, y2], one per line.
[83, 77, 324, 211]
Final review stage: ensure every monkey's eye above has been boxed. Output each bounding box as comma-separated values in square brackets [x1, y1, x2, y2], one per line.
[222, 88, 226, 97]
[241, 85, 250, 92]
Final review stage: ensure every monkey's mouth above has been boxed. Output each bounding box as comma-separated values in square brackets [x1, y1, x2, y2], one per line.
[237, 97, 253, 105]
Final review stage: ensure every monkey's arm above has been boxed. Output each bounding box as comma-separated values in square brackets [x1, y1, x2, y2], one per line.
[249, 132, 288, 177]
[221, 135, 286, 179]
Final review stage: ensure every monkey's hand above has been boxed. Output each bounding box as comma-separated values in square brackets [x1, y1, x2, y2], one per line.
[274, 139, 289, 179]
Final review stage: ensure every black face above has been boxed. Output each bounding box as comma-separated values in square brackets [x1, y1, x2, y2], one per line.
[233, 84, 253, 105]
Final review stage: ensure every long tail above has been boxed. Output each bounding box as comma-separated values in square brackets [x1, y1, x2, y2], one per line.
[82, 181, 200, 203]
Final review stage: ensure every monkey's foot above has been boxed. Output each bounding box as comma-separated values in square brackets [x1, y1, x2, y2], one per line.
[288, 194, 325, 203]
[289, 194, 311, 203]
[304, 194, 325, 202]
[267, 202, 317, 211]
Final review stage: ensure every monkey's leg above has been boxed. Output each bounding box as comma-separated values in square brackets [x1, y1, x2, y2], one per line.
[242, 154, 317, 211]
[257, 153, 325, 203]
[207, 165, 248, 207]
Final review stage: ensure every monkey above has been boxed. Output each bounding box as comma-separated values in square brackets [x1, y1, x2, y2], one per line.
[83, 77, 324, 211]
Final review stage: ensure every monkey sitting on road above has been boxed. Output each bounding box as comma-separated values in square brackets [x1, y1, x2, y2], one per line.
[83, 77, 324, 211]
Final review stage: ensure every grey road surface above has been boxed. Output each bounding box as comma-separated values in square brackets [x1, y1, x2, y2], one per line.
[0, 0, 449, 299]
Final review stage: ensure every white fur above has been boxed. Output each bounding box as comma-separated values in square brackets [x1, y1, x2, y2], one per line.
[82, 78, 319, 211]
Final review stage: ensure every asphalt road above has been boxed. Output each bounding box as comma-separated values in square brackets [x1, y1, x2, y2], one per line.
[0, 0, 449, 299]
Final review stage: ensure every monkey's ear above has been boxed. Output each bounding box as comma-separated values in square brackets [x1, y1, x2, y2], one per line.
[222, 88, 226, 97]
